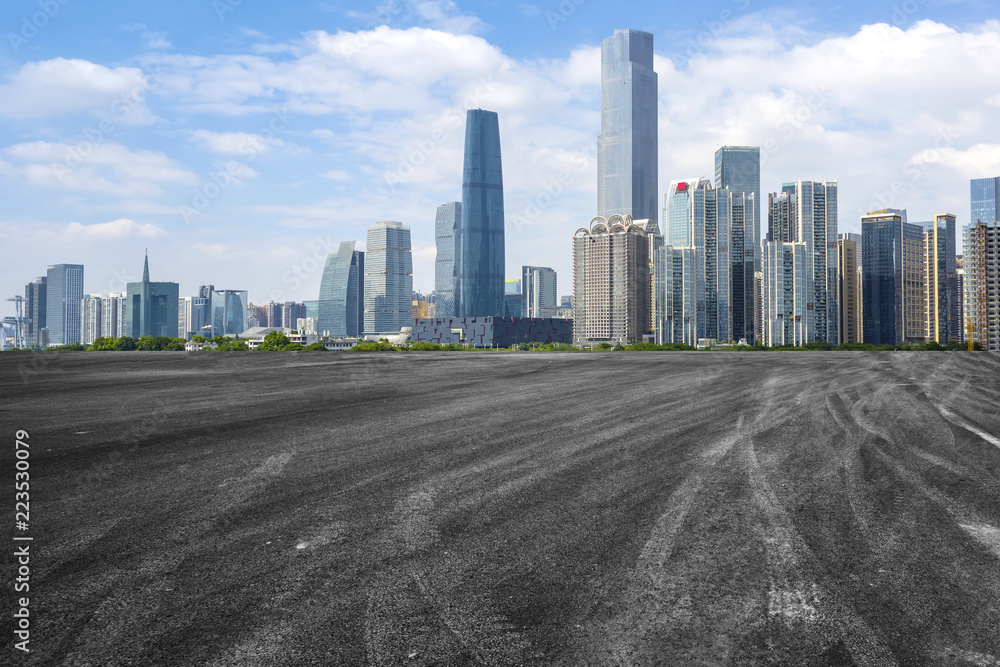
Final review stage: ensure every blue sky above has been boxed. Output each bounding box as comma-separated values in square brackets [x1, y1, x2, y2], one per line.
[2, 0, 999, 318]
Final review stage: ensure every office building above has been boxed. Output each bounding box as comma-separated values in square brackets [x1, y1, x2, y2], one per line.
[715, 146, 761, 264]
[458, 110, 505, 318]
[265, 301, 283, 330]
[522, 266, 557, 318]
[838, 233, 862, 344]
[364, 221, 413, 334]
[964, 221, 1000, 350]
[970, 176, 1000, 226]
[46, 263, 84, 346]
[319, 240, 365, 337]
[24, 276, 46, 347]
[434, 202, 461, 319]
[862, 210, 925, 345]
[573, 215, 654, 345]
[125, 254, 179, 339]
[211, 290, 248, 336]
[923, 214, 959, 344]
[654, 245, 697, 345]
[598, 29, 657, 220]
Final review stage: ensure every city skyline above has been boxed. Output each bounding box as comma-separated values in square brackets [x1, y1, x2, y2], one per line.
[2, 2, 1000, 319]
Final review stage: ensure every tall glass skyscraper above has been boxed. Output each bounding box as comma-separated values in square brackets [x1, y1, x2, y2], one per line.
[46, 263, 84, 345]
[458, 110, 505, 318]
[364, 221, 412, 334]
[434, 202, 460, 318]
[319, 241, 364, 337]
[598, 29, 657, 221]
[715, 146, 761, 271]
[862, 210, 924, 345]
[971, 176, 1000, 225]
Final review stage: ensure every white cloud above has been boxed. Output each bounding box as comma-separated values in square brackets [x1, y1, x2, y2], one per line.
[193, 242, 236, 256]
[60, 219, 167, 241]
[0, 59, 151, 119]
[190, 129, 285, 155]
[2, 141, 198, 196]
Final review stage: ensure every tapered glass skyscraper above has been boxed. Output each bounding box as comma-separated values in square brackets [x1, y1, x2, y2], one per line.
[319, 241, 364, 337]
[598, 29, 657, 221]
[458, 109, 505, 318]
[434, 202, 460, 318]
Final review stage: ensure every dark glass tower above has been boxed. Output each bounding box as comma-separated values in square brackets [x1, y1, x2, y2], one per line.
[319, 241, 364, 337]
[458, 109, 505, 318]
[598, 29, 657, 221]
[45, 263, 84, 345]
[125, 253, 179, 338]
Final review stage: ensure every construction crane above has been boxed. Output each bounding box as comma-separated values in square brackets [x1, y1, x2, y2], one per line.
[5, 295, 26, 349]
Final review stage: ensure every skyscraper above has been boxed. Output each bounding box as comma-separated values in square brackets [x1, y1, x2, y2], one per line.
[125, 254, 179, 338]
[24, 276, 46, 347]
[434, 202, 461, 318]
[210, 290, 248, 336]
[458, 110, 505, 318]
[598, 29, 657, 220]
[46, 263, 84, 346]
[923, 214, 959, 343]
[838, 233, 862, 345]
[861, 210, 924, 345]
[964, 221, 1000, 350]
[970, 176, 1000, 225]
[573, 215, 654, 345]
[715, 146, 761, 266]
[364, 221, 413, 334]
[319, 240, 365, 338]
[763, 180, 839, 345]
[522, 266, 557, 318]
[762, 242, 809, 347]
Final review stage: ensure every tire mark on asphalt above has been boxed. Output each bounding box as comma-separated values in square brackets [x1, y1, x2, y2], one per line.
[938, 406, 1000, 449]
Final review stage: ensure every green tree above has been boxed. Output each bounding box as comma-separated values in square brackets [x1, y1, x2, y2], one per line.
[302, 342, 328, 351]
[192, 335, 206, 343]
[258, 331, 291, 351]
[89, 337, 118, 351]
[116, 336, 137, 351]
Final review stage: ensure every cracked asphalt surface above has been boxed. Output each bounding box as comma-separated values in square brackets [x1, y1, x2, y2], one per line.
[3, 351, 1000, 666]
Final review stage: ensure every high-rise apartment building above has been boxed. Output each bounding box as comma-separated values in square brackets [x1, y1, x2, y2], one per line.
[82, 293, 126, 344]
[964, 221, 1000, 350]
[24, 276, 46, 347]
[364, 221, 413, 334]
[654, 245, 697, 345]
[573, 215, 654, 345]
[81, 295, 102, 345]
[319, 241, 365, 337]
[923, 214, 959, 343]
[434, 202, 460, 319]
[762, 242, 810, 347]
[125, 254, 179, 338]
[282, 302, 307, 332]
[598, 29, 657, 220]
[458, 110, 505, 318]
[762, 180, 839, 345]
[838, 233, 862, 344]
[46, 263, 84, 346]
[522, 266, 557, 318]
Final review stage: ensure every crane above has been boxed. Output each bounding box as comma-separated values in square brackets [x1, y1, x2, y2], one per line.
[5, 295, 26, 349]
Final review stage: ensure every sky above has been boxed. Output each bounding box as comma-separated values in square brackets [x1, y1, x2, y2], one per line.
[2, 0, 999, 319]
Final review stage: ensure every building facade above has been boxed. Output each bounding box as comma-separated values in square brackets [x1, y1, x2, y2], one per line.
[971, 176, 1000, 226]
[762, 242, 810, 347]
[211, 290, 249, 336]
[319, 240, 365, 338]
[598, 29, 657, 220]
[125, 254, 179, 339]
[434, 202, 460, 319]
[964, 221, 1000, 350]
[522, 266, 557, 318]
[364, 221, 413, 334]
[838, 234, 862, 344]
[573, 215, 653, 345]
[24, 276, 46, 347]
[413, 317, 573, 347]
[715, 146, 761, 268]
[923, 214, 959, 343]
[46, 263, 84, 346]
[861, 210, 925, 345]
[458, 110, 505, 318]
